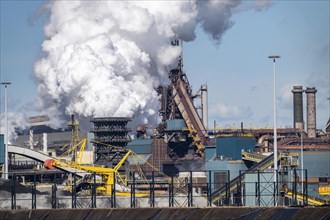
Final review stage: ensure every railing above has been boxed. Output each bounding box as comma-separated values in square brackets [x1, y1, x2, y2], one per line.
[0, 170, 328, 209]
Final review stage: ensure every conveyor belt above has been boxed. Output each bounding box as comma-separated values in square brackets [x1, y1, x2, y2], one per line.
[286, 190, 326, 206]
[8, 145, 88, 177]
[242, 151, 267, 163]
[211, 153, 277, 203]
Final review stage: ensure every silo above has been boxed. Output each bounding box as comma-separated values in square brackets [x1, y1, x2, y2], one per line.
[305, 87, 317, 138]
[291, 86, 304, 130]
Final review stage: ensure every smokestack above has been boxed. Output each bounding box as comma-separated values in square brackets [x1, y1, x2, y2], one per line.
[201, 84, 208, 130]
[43, 133, 48, 154]
[29, 130, 34, 150]
[305, 87, 317, 138]
[292, 86, 304, 130]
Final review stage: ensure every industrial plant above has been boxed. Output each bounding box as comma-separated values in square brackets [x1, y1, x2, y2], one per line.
[0, 52, 329, 213]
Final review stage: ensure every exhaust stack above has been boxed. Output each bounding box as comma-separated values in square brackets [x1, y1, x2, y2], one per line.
[292, 86, 304, 130]
[305, 87, 317, 138]
[201, 84, 208, 130]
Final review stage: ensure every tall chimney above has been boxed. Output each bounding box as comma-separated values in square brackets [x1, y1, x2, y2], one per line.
[29, 129, 34, 150]
[201, 84, 208, 130]
[305, 87, 317, 138]
[292, 86, 304, 130]
[43, 133, 48, 154]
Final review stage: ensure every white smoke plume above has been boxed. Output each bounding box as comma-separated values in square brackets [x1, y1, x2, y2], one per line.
[0, 112, 28, 143]
[34, 0, 269, 130]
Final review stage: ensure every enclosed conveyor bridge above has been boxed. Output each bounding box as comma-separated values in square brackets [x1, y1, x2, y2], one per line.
[8, 145, 88, 177]
[211, 153, 277, 204]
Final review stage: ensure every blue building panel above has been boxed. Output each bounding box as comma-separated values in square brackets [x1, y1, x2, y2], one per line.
[0, 134, 4, 164]
[207, 160, 247, 180]
[299, 152, 330, 178]
[166, 119, 186, 131]
[127, 139, 153, 154]
[245, 172, 275, 206]
[216, 136, 256, 160]
[205, 146, 216, 161]
[206, 159, 247, 193]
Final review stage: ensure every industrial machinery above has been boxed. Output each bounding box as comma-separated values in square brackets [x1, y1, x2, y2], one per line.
[211, 151, 327, 206]
[90, 117, 131, 175]
[157, 56, 208, 158]
[68, 114, 80, 162]
[45, 139, 171, 196]
[44, 139, 132, 195]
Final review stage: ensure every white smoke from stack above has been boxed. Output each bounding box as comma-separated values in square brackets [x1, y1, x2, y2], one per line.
[33, 0, 269, 129]
[197, 0, 240, 42]
[0, 113, 28, 143]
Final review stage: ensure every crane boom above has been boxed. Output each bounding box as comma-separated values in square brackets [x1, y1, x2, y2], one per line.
[52, 140, 132, 195]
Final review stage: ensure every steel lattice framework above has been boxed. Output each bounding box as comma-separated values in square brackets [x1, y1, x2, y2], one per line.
[90, 117, 131, 172]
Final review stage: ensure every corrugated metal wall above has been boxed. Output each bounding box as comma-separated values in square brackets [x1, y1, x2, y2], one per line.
[133, 138, 169, 173]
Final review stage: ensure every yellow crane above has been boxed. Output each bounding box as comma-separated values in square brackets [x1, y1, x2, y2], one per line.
[54, 151, 132, 194]
[47, 139, 174, 196]
[49, 139, 134, 195]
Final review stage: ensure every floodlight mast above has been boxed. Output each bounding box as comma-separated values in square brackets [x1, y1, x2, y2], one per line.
[1, 81, 11, 179]
[268, 55, 280, 206]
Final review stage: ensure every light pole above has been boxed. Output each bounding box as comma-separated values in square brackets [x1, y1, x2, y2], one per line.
[300, 130, 304, 200]
[268, 55, 280, 204]
[1, 81, 11, 179]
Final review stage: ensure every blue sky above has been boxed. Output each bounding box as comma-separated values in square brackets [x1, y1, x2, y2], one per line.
[0, 0, 329, 131]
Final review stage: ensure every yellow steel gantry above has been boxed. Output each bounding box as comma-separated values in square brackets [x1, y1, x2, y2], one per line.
[53, 139, 133, 195]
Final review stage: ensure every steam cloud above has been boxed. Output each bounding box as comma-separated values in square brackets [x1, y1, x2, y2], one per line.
[34, 0, 268, 129]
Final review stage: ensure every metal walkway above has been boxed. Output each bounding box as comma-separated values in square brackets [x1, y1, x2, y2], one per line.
[242, 151, 267, 163]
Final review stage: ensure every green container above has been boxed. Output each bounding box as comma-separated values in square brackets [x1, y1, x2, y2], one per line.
[166, 119, 186, 131]
[216, 136, 256, 160]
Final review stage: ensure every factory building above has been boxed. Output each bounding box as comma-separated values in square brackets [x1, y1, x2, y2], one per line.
[0, 55, 329, 207]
